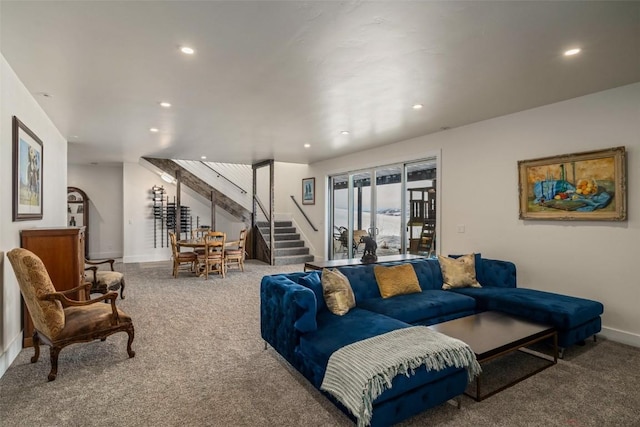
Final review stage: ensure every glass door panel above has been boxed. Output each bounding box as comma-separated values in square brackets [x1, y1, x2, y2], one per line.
[351, 171, 372, 258]
[330, 174, 349, 259]
[406, 160, 437, 256]
[374, 166, 403, 256]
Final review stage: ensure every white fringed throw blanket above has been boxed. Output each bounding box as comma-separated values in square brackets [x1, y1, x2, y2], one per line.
[320, 326, 481, 427]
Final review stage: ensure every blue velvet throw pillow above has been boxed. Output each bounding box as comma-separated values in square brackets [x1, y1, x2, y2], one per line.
[299, 271, 326, 313]
[449, 252, 485, 285]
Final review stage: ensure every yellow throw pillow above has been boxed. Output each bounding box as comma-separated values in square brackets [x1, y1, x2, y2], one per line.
[321, 268, 356, 316]
[438, 254, 482, 290]
[374, 264, 422, 298]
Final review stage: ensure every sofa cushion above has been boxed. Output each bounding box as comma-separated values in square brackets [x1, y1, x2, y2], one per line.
[358, 290, 477, 325]
[451, 287, 604, 329]
[374, 264, 421, 298]
[407, 259, 445, 291]
[449, 252, 485, 285]
[298, 308, 463, 403]
[438, 254, 482, 290]
[322, 268, 355, 316]
[299, 271, 326, 313]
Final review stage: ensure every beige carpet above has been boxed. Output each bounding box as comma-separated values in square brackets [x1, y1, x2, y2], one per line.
[1, 259, 639, 427]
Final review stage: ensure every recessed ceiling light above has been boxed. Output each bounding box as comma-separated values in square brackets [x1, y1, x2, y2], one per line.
[340, 130, 350, 135]
[564, 48, 581, 56]
[159, 102, 172, 108]
[180, 46, 195, 55]
[412, 104, 424, 110]
[304, 144, 311, 148]
[201, 155, 207, 160]
[149, 127, 159, 133]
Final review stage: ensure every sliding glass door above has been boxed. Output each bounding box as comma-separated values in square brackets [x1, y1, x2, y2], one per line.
[329, 158, 437, 260]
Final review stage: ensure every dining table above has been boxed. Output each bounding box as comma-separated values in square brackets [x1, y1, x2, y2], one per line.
[177, 238, 206, 250]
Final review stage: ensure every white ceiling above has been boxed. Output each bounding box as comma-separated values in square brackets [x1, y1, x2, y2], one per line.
[1, 1, 639, 166]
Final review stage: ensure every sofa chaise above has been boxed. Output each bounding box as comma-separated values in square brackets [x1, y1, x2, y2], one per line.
[260, 255, 603, 426]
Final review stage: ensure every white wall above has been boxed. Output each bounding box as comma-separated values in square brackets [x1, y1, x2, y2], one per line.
[122, 161, 244, 263]
[68, 164, 123, 259]
[273, 162, 320, 254]
[1, 55, 68, 377]
[296, 83, 640, 347]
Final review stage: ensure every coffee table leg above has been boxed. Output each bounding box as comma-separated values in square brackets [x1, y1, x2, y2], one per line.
[476, 375, 481, 402]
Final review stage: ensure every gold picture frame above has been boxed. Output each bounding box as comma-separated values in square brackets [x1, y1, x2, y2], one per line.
[518, 146, 626, 221]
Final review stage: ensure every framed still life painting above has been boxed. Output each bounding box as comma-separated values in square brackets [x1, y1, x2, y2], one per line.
[13, 116, 44, 221]
[518, 146, 626, 221]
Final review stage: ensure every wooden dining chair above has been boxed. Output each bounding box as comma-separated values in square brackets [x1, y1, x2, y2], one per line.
[190, 227, 210, 256]
[199, 231, 226, 279]
[169, 231, 198, 278]
[225, 229, 247, 272]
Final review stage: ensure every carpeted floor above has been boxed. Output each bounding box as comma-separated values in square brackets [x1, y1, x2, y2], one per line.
[1, 259, 639, 426]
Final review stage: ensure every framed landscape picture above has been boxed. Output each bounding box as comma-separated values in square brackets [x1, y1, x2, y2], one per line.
[13, 116, 44, 221]
[518, 146, 626, 221]
[302, 177, 315, 205]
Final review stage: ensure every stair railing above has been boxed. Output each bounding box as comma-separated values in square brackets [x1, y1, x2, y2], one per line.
[290, 195, 318, 232]
[200, 162, 248, 194]
[254, 195, 275, 264]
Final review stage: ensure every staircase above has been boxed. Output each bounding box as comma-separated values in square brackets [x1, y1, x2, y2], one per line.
[257, 221, 314, 266]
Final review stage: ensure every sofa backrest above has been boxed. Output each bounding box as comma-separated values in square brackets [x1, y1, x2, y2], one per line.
[479, 258, 517, 288]
[337, 258, 445, 302]
[289, 256, 516, 310]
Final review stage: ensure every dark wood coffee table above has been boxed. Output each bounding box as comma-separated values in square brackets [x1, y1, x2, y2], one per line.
[429, 311, 557, 401]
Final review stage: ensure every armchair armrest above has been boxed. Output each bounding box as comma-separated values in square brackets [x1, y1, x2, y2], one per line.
[85, 259, 116, 271]
[57, 283, 92, 300]
[42, 291, 120, 321]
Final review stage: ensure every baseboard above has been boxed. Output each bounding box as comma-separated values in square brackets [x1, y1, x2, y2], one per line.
[88, 251, 122, 260]
[600, 326, 640, 348]
[123, 253, 171, 263]
[0, 333, 23, 380]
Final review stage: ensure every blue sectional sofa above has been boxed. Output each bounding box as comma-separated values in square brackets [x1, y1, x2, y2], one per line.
[260, 256, 603, 426]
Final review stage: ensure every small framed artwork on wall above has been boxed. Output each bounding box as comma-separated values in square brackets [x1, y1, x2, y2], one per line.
[518, 146, 626, 221]
[302, 177, 315, 205]
[13, 116, 44, 221]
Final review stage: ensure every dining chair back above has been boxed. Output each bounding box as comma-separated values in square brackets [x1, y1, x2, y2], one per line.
[169, 231, 198, 278]
[225, 228, 247, 272]
[199, 231, 226, 279]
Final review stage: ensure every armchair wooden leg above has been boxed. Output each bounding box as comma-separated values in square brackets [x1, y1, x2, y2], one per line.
[48, 346, 61, 381]
[119, 278, 126, 299]
[31, 332, 41, 363]
[126, 324, 136, 358]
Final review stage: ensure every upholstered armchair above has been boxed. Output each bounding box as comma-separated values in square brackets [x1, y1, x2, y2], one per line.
[7, 248, 135, 381]
[85, 258, 125, 299]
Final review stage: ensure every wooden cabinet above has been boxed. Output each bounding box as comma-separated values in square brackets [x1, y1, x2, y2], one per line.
[20, 227, 86, 347]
